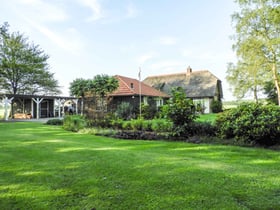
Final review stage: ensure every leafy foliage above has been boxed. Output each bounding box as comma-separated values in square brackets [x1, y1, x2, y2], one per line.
[0, 22, 60, 95]
[216, 103, 280, 145]
[161, 87, 197, 136]
[210, 100, 223, 113]
[63, 115, 86, 132]
[141, 101, 158, 119]
[115, 102, 133, 120]
[230, 1, 280, 103]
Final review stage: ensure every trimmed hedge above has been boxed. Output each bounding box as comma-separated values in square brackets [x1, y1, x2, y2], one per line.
[46, 118, 63, 125]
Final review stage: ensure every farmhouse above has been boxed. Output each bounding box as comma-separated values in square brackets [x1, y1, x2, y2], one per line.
[143, 67, 223, 113]
[83, 75, 169, 118]
[109, 75, 169, 109]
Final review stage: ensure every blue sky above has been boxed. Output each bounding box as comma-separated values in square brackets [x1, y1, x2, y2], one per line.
[1, 0, 238, 100]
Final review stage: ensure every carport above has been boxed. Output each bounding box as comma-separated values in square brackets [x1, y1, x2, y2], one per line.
[0, 94, 80, 120]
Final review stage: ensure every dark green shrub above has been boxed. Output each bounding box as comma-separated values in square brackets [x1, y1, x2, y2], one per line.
[216, 103, 280, 145]
[115, 102, 133, 120]
[161, 87, 197, 137]
[141, 102, 157, 119]
[46, 118, 63, 125]
[188, 122, 217, 137]
[211, 100, 223, 113]
[63, 115, 86, 132]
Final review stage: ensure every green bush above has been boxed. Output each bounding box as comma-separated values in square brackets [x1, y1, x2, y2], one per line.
[115, 102, 133, 120]
[130, 118, 145, 131]
[46, 118, 63, 125]
[216, 103, 280, 145]
[142, 120, 153, 131]
[211, 100, 223, 113]
[188, 122, 217, 137]
[151, 119, 173, 133]
[63, 115, 86, 132]
[141, 103, 157, 119]
[122, 120, 132, 130]
[161, 87, 197, 137]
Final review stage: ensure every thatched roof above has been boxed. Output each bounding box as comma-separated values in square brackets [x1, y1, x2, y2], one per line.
[143, 68, 223, 98]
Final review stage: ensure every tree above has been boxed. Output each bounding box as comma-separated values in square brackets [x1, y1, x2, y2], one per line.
[88, 74, 118, 116]
[69, 78, 90, 115]
[229, 0, 280, 103]
[226, 58, 268, 101]
[161, 87, 197, 136]
[0, 22, 60, 95]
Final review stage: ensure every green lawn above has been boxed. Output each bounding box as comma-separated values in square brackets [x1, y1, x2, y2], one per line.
[1, 122, 280, 209]
[196, 113, 217, 124]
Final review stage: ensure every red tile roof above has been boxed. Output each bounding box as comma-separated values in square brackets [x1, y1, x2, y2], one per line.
[110, 75, 169, 98]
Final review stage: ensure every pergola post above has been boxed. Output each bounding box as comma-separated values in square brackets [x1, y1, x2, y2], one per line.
[3, 97, 14, 121]
[73, 99, 79, 115]
[56, 99, 65, 118]
[32, 98, 44, 119]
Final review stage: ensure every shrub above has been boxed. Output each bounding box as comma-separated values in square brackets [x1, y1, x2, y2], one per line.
[141, 103, 157, 119]
[211, 100, 223, 113]
[46, 118, 63, 125]
[161, 87, 197, 137]
[130, 118, 145, 131]
[115, 102, 133, 120]
[216, 103, 280, 145]
[151, 118, 173, 133]
[188, 122, 217, 137]
[63, 115, 86, 132]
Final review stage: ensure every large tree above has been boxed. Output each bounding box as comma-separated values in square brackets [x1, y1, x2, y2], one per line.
[228, 0, 280, 103]
[0, 23, 60, 95]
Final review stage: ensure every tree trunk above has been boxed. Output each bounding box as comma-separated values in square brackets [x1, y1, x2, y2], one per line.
[272, 63, 280, 106]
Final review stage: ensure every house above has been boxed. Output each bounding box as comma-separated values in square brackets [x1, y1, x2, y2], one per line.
[143, 67, 223, 113]
[83, 75, 169, 118]
[108, 75, 169, 113]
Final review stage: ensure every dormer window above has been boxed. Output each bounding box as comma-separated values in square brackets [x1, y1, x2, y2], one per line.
[130, 83, 134, 89]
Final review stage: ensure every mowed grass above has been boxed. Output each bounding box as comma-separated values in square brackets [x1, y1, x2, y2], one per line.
[196, 113, 217, 124]
[1, 122, 280, 209]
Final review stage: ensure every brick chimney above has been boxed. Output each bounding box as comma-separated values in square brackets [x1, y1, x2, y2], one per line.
[187, 66, 192, 75]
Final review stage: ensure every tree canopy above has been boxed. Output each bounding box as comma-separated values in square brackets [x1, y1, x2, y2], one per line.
[69, 74, 118, 115]
[0, 22, 61, 95]
[228, 0, 280, 102]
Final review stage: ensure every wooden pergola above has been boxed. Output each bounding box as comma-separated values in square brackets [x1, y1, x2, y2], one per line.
[0, 94, 80, 121]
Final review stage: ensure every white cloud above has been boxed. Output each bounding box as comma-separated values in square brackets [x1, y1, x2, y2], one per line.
[159, 36, 178, 45]
[77, 0, 104, 22]
[137, 52, 158, 64]
[25, 18, 84, 54]
[17, 0, 69, 22]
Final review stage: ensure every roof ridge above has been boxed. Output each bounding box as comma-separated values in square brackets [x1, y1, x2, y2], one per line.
[145, 70, 212, 79]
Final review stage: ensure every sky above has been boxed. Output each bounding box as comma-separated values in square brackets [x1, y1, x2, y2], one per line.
[1, 0, 238, 101]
